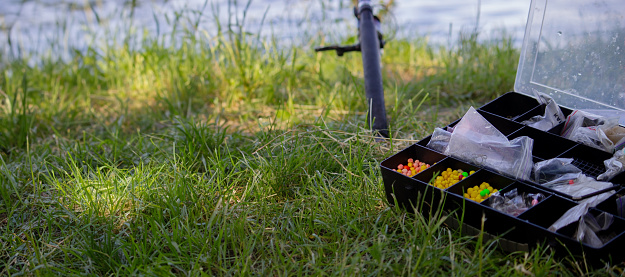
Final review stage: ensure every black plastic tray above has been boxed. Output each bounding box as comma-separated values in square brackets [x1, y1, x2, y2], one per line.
[381, 92, 625, 264]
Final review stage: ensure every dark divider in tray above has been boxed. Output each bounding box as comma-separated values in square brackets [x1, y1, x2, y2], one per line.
[514, 105, 546, 124]
[478, 110, 525, 136]
[417, 135, 432, 148]
[594, 189, 625, 219]
[606, 171, 625, 186]
[547, 122, 565, 136]
[514, 103, 574, 125]
[478, 92, 539, 120]
[560, 106, 573, 117]
[507, 126, 577, 160]
[557, 144, 612, 179]
[518, 195, 577, 229]
[446, 118, 461, 129]
[381, 144, 447, 213]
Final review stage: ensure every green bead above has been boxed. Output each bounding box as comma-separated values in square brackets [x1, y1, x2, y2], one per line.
[462, 172, 469, 177]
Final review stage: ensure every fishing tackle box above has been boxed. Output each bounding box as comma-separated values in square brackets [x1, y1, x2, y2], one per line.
[380, 0, 625, 263]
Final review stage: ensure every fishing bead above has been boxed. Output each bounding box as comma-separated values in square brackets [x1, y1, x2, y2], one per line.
[397, 158, 430, 176]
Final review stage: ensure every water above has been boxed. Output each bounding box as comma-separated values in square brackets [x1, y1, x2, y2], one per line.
[0, 0, 530, 57]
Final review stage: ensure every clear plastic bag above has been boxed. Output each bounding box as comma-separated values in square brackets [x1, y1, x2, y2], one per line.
[488, 188, 545, 217]
[548, 175, 614, 198]
[548, 189, 615, 232]
[561, 110, 625, 153]
[445, 107, 534, 181]
[426, 127, 452, 153]
[533, 158, 582, 185]
[574, 211, 614, 248]
[597, 149, 625, 181]
[520, 92, 565, 131]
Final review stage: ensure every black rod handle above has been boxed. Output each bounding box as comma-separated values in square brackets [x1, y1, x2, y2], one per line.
[358, 0, 389, 138]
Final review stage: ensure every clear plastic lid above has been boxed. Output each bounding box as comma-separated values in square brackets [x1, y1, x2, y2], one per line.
[515, 0, 625, 116]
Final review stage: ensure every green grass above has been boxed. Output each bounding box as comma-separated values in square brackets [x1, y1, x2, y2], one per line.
[0, 2, 623, 276]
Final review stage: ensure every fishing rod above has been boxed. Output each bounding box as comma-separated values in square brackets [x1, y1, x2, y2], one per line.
[315, 0, 389, 138]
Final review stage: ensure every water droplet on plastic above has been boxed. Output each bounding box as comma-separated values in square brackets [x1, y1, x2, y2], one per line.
[557, 31, 562, 36]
